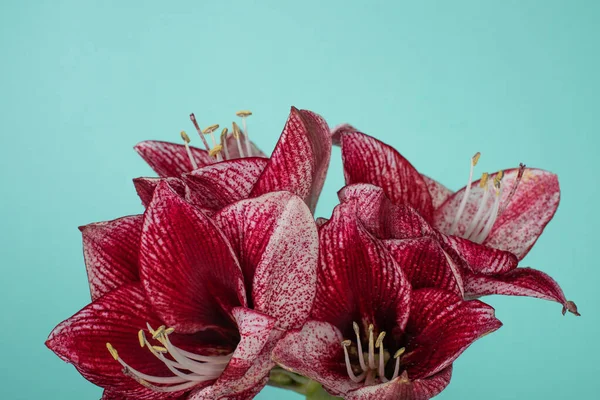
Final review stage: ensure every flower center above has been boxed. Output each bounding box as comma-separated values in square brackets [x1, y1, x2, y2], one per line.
[449, 153, 525, 243]
[182, 110, 254, 167]
[341, 322, 405, 385]
[106, 323, 233, 393]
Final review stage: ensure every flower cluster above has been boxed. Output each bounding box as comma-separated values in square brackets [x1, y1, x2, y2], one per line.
[47, 107, 578, 400]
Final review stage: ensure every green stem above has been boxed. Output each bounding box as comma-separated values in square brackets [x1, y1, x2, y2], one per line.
[268, 368, 342, 399]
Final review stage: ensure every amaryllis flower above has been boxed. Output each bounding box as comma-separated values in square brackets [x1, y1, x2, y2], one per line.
[134, 107, 331, 215]
[332, 126, 578, 315]
[272, 200, 502, 399]
[46, 183, 319, 399]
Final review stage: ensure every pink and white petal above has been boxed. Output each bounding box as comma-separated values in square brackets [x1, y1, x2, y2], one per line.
[189, 308, 277, 400]
[346, 367, 453, 400]
[250, 107, 332, 214]
[383, 238, 463, 296]
[215, 192, 318, 330]
[339, 132, 434, 221]
[312, 201, 412, 336]
[140, 182, 246, 334]
[338, 184, 434, 240]
[403, 289, 502, 379]
[440, 235, 518, 275]
[46, 284, 189, 400]
[464, 267, 580, 315]
[80, 215, 143, 301]
[223, 134, 267, 159]
[134, 141, 214, 177]
[183, 158, 268, 211]
[271, 321, 360, 398]
[434, 168, 560, 260]
[133, 177, 187, 208]
[422, 175, 453, 210]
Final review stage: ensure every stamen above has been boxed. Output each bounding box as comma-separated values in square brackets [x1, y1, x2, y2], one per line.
[232, 121, 245, 158]
[498, 163, 526, 216]
[449, 152, 481, 235]
[376, 332, 388, 383]
[209, 145, 223, 159]
[392, 348, 405, 380]
[189, 113, 211, 152]
[180, 131, 198, 170]
[203, 125, 222, 162]
[341, 340, 366, 383]
[152, 325, 166, 339]
[464, 173, 491, 239]
[106, 343, 118, 360]
[473, 172, 503, 243]
[368, 324, 375, 369]
[138, 330, 146, 348]
[220, 128, 230, 160]
[353, 321, 367, 371]
[236, 110, 253, 157]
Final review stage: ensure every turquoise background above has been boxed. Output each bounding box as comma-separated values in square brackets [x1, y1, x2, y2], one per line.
[1, 1, 597, 399]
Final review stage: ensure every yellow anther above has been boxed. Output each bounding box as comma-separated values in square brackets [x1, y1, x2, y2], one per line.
[164, 327, 175, 335]
[479, 172, 489, 188]
[375, 331, 386, 348]
[352, 321, 360, 335]
[494, 170, 504, 183]
[220, 127, 229, 138]
[138, 330, 145, 348]
[180, 131, 191, 143]
[106, 343, 119, 360]
[139, 379, 152, 388]
[232, 121, 242, 139]
[368, 324, 374, 333]
[152, 346, 168, 354]
[203, 124, 220, 134]
[236, 110, 252, 117]
[472, 152, 481, 166]
[152, 325, 166, 339]
[341, 339, 352, 347]
[394, 347, 406, 359]
[209, 145, 223, 158]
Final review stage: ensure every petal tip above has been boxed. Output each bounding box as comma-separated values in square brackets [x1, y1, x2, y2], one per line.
[563, 300, 581, 316]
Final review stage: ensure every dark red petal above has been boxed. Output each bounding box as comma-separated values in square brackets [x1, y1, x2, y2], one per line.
[80, 215, 143, 300]
[134, 141, 214, 178]
[140, 182, 246, 334]
[223, 134, 267, 159]
[338, 184, 434, 239]
[464, 267, 579, 315]
[434, 168, 560, 260]
[183, 158, 268, 211]
[312, 201, 411, 336]
[441, 234, 518, 275]
[346, 367, 453, 400]
[102, 391, 188, 400]
[383, 237, 463, 296]
[189, 308, 277, 399]
[271, 321, 359, 397]
[403, 289, 502, 379]
[422, 175, 453, 210]
[250, 107, 332, 213]
[133, 177, 187, 208]
[214, 192, 318, 330]
[339, 132, 433, 221]
[46, 284, 189, 399]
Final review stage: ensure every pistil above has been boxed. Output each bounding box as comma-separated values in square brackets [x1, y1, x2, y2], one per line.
[189, 113, 211, 152]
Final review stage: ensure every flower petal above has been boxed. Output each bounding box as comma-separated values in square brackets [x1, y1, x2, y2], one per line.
[133, 177, 187, 208]
[183, 158, 268, 211]
[140, 182, 246, 334]
[338, 132, 433, 220]
[223, 134, 267, 159]
[135, 141, 214, 177]
[80, 215, 143, 300]
[331, 123, 358, 146]
[403, 289, 502, 379]
[434, 168, 560, 259]
[441, 235, 518, 275]
[189, 307, 277, 400]
[250, 107, 332, 213]
[422, 175, 453, 210]
[338, 184, 434, 240]
[46, 284, 190, 399]
[214, 192, 318, 330]
[346, 367, 453, 400]
[271, 321, 359, 397]
[383, 237, 463, 296]
[464, 267, 580, 315]
[312, 201, 412, 337]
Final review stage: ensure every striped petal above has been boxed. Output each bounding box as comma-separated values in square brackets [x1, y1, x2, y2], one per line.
[133, 177, 186, 208]
[134, 141, 214, 178]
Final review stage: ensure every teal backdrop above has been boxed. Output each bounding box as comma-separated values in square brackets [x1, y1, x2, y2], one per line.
[1, 1, 597, 399]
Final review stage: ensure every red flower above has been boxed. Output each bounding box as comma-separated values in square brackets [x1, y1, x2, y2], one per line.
[46, 183, 319, 399]
[332, 126, 578, 315]
[272, 201, 501, 399]
[134, 107, 332, 215]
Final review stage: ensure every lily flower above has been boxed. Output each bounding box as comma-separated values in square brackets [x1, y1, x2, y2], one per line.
[47, 183, 319, 399]
[272, 200, 502, 399]
[134, 107, 332, 214]
[331, 124, 579, 315]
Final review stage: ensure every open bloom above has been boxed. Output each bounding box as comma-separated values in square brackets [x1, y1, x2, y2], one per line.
[46, 183, 319, 399]
[272, 200, 502, 399]
[332, 126, 578, 315]
[134, 107, 331, 215]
